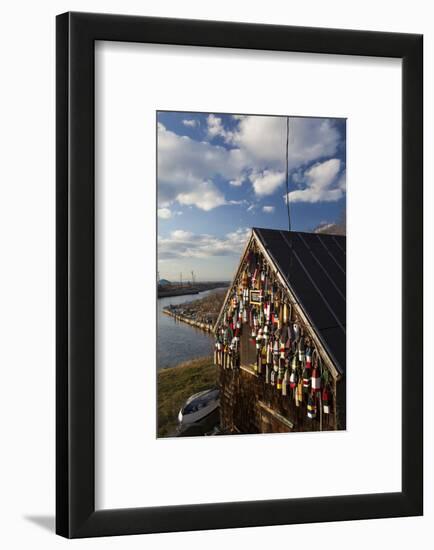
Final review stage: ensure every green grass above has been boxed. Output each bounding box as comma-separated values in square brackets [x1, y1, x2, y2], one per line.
[157, 356, 218, 437]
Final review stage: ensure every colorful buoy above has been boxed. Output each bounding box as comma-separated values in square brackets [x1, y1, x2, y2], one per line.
[311, 366, 321, 392]
[307, 394, 317, 419]
[302, 366, 310, 389]
[322, 387, 331, 414]
[289, 368, 298, 389]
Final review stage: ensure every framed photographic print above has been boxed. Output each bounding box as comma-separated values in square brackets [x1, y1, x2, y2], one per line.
[56, 12, 423, 538]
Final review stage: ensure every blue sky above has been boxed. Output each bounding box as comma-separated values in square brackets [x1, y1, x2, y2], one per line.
[157, 111, 346, 282]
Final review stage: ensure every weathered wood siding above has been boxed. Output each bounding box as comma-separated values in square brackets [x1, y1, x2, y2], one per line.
[215, 234, 345, 435]
[220, 366, 338, 434]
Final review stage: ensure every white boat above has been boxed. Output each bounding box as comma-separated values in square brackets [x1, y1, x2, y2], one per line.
[178, 387, 220, 427]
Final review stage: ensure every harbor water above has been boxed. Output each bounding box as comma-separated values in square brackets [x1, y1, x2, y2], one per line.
[157, 289, 223, 369]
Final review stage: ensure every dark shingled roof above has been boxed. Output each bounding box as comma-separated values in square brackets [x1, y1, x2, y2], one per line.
[253, 228, 346, 376]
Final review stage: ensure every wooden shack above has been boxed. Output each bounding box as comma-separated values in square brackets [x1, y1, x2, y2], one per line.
[214, 227, 346, 434]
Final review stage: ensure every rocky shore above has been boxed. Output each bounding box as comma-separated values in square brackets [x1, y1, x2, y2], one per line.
[163, 309, 214, 332]
[162, 288, 227, 334]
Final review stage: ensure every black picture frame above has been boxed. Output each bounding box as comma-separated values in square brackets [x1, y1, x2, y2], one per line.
[56, 11, 423, 538]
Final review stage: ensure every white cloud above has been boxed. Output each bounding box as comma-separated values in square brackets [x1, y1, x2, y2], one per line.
[262, 205, 275, 213]
[230, 116, 341, 172]
[158, 228, 251, 260]
[251, 170, 285, 196]
[177, 180, 227, 211]
[228, 199, 248, 206]
[229, 176, 245, 187]
[171, 229, 193, 240]
[286, 158, 344, 203]
[157, 207, 172, 219]
[158, 116, 344, 209]
[182, 119, 198, 127]
[207, 114, 234, 142]
[158, 123, 244, 209]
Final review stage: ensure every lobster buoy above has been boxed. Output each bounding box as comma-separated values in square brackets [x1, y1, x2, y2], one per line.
[270, 369, 276, 386]
[277, 361, 285, 390]
[266, 342, 272, 365]
[280, 339, 285, 359]
[307, 394, 317, 419]
[256, 329, 263, 351]
[293, 323, 300, 342]
[322, 387, 331, 414]
[273, 340, 279, 371]
[282, 369, 288, 396]
[291, 351, 298, 370]
[311, 365, 321, 392]
[298, 338, 305, 362]
[243, 289, 249, 304]
[264, 302, 271, 321]
[302, 366, 310, 390]
[305, 346, 312, 368]
[295, 379, 303, 407]
[289, 368, 298, 389]
[255, 350, 261, 374]
[260, 345, 267, 376]
[283, 302, 289, 324]
[265, 363, 271, 384]
[231, 335, 239, 353]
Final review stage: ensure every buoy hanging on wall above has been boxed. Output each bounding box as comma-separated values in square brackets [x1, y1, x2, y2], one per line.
[311, 364, 321, 392]
[298, 337, 305, 362]
[322, 387, 330, 414]
[282, 368, 288, 396]
[307, 394, 317, 419]
[302, 366, 310, 390]
[295, 379, 303, 407]
[273, 339, 279, 371]
[212, 245, 340, 433]
[305, 346, 312, 369]
[293, 323, 300, 342]
[289, 368, 298, 389]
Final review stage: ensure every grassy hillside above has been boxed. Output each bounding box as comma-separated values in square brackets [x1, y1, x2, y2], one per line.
[157, 356, 218, 437]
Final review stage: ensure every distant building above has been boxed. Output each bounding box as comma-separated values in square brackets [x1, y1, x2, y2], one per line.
[158, 279, 172, 286]
[214, 227, 346, 434]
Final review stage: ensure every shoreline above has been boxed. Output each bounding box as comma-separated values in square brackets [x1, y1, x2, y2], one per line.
[162, 308, 214, 333]
[158, 282, 228, 299]
[158, 289, 200, 299]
